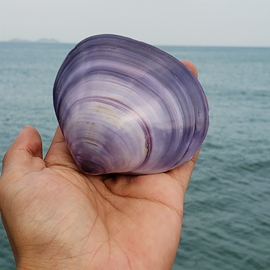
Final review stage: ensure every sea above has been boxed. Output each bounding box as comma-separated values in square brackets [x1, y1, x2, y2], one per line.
[0, 42, 270, 270]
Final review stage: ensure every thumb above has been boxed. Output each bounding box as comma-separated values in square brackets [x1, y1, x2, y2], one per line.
[1, 126, 44, 177]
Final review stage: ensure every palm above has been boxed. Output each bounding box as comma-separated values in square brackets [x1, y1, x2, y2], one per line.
[1, 127, 196, 270]
[43, 128, 190, 269]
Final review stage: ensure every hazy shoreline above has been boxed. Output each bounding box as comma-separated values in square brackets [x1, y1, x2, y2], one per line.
[4, 38, 61, 44]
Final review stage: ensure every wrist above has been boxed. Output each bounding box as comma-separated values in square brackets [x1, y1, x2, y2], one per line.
[16, 247, 83, 270]
[18, 258, 80, 270]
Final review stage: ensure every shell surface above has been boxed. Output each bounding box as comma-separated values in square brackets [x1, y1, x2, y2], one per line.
[53, 34, 209, 175]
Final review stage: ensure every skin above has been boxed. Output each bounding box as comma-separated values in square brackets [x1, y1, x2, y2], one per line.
[0, 61, 199, 270]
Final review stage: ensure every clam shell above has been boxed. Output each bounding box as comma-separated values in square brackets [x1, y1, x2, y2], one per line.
[53, 34, 209, 175]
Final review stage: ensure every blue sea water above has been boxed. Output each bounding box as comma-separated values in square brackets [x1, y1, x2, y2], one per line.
[0, 42, 270, 269]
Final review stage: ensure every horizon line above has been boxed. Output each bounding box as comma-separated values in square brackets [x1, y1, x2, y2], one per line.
[1, 38, 269, 49]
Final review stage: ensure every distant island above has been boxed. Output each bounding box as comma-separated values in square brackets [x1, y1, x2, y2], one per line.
[6, 38, 60, 44]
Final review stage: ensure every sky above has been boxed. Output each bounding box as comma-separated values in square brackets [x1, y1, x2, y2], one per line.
[1, 0, 270, 47]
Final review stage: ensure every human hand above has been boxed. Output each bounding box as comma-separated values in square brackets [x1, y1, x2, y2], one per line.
[0, 61, 199, 270]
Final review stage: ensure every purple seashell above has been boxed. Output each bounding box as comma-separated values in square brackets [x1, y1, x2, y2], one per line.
[53, 34, 209, 175]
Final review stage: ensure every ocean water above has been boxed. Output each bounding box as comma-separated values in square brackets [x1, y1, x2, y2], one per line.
[0, 42, 270, 269]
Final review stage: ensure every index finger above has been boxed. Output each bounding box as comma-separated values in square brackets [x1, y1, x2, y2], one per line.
[181, 60, 199, 78]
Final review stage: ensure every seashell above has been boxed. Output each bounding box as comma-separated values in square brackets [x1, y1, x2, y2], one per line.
[53, 34, 209, 175]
